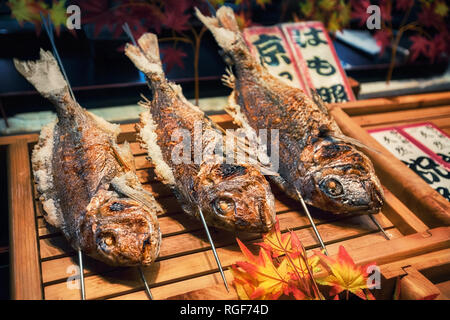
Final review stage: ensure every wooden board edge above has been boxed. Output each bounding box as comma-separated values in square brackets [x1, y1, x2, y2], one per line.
[8, 140, 43, 299]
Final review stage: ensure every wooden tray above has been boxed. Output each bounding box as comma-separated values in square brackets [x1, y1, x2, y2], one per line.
[4, 93, 450, 300]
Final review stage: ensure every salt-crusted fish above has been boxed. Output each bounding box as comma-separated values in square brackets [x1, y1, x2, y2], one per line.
[14, 50, 162, 266]
[197, 7, 384, 214]
[124, 33, 276, 232]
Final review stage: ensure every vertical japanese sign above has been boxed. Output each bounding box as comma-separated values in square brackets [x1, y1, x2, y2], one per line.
[281, 22, 355, 103]
[243, 26, 308, 92]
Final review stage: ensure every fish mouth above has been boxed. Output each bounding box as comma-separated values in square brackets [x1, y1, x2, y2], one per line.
[94, 213, 159, 266]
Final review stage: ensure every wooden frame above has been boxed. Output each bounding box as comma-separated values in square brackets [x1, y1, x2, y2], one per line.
[3, 92, 450, 300]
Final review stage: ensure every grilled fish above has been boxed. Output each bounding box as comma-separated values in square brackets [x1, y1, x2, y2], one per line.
[14, 50, 162, 266]
[124, 33, 276, 232]
[197, 7, 384, 214]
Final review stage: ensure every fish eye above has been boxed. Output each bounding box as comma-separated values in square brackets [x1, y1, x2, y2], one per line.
[213, 198, 236, 216]
[319, 178, 344, 198]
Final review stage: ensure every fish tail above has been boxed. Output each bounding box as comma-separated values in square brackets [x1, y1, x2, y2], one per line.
[124, 33, 164, 80]
[195, 7, 247, 53]
[13, 49, 71, 104]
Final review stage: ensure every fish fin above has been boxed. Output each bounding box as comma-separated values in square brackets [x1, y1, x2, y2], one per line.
[124, 33, 164, 78]
[111, 172, 163, 215]
[332, 134, 382, 155]
[31, 119, 64, 228]
[195, 7, 245, 51]
[221, 66, 235, 89]
[85, 111, 121, 137]
[311, 89, 329, 115]
[137, 110, 177, 185]
[111, 141, 136, 172]
[14, 49, 70, 103]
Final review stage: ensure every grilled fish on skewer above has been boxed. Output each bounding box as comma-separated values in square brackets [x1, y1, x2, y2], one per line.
[14, 50, 162, 266]
[125, 33, 276, 232]
[196, 7, 384, 215]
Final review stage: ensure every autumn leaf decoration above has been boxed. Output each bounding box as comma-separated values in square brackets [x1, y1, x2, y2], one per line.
[231, 219, 377, 300]
[7, 0, 72, 36]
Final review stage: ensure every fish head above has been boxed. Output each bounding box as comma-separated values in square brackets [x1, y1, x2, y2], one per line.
[86, 192, 160, 266]
[301, 141, 384, 214]
[194, 163, 276, 232]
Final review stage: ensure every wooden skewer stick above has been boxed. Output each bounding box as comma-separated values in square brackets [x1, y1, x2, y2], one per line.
[295, 189, 329, 256]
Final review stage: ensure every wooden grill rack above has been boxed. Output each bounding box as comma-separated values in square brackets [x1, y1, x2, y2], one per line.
[3, 92, 450, 300]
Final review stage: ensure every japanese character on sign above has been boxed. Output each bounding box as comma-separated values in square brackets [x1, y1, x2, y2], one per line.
[293, 27, 327, 48]
[316, 84, 348, 103]
[307, 56, 336, 76]
[252, 34, 291, 66]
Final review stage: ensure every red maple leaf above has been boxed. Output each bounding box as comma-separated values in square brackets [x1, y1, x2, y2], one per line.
[350, 0, 371, 27]
[427, 34, 448, 63]
[373, 29, 391, 56]
[417, 5, 444, 29]
[160, 46, 188, 73]
[379, 0, 392, 22]
[131, 3, 164, 34]
[162, 0, 192, 32]
[409, 35, 431, 62]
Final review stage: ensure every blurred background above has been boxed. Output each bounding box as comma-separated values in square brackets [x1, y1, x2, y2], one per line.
[0, 0, 449, 299]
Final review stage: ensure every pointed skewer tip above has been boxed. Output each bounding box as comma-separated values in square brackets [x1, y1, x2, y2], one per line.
[196, 206, 229, 291]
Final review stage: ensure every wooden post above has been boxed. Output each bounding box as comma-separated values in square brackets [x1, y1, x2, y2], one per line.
[8, 140, 43, 299]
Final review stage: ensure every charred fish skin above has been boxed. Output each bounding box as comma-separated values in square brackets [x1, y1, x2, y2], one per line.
[14, 50, 162, 266]
[197, 7, 384, 215]
[125, 33, 276, 233]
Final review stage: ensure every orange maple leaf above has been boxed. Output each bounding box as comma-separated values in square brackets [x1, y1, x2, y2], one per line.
[314, 245, 375, 299]
[256, 219, 295, 258]
[232, 238, 291, 300]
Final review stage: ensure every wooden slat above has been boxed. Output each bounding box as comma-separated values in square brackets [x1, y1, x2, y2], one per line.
[352, 105, 450, 128]
[8, 140, 42, 299]
[336, 91, 450, 116]
[361, 117, 450, 131]
[344, 227, 450, 267]
[0, 133, 38, 146]
[399, 267, 447, 300]
[381, 188, 429, 235]
[330, 107, 450, 227]
[380, 248, 450, 280]
[436, 280, 450, 298]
